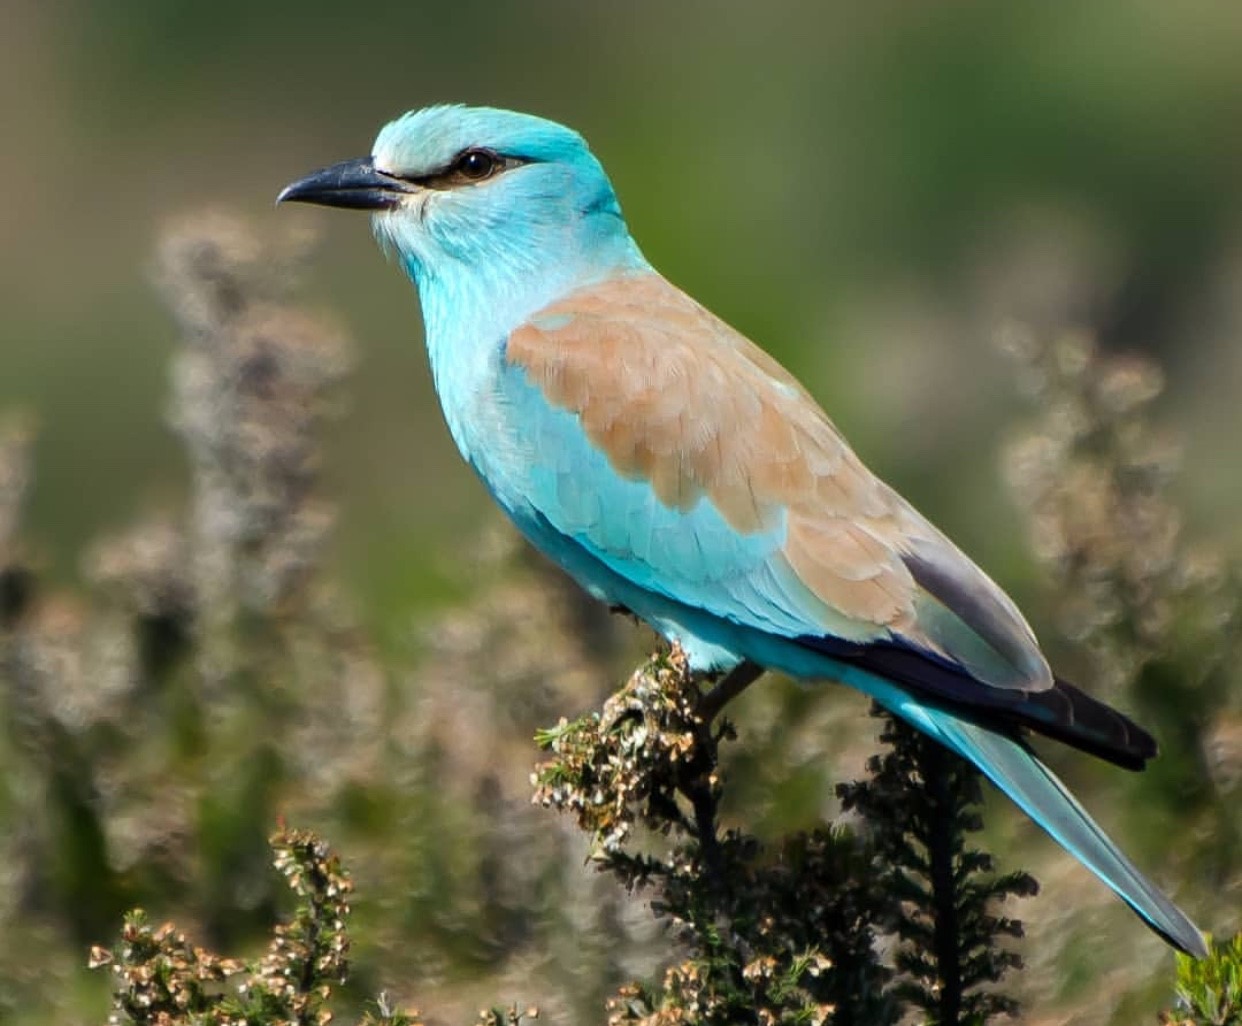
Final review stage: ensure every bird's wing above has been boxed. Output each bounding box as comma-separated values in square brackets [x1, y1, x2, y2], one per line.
[505, 271, 1051, 693]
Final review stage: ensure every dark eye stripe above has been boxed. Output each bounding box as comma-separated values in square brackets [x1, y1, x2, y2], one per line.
[399, 149, 531, 190]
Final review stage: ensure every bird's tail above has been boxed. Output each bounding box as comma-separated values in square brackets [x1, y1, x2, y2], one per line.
[846, 669, 1207, 957]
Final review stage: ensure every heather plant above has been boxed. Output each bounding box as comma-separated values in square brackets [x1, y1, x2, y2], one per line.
[534, 646, 885, 1025]
[532, 646, 1041, 1025]
[1160, 934, 1242, 1026]
[838, 712, 1037, 1024]
[89, 645, 1037, 1026]
[2, 214, 1238, 1025]
[91, 827, 414, 1026]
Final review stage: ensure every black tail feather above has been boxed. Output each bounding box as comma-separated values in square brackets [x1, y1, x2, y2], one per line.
[797, 635, 1156, 771]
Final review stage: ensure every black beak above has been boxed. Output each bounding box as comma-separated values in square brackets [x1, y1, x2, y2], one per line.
[277, 157, 412, 210]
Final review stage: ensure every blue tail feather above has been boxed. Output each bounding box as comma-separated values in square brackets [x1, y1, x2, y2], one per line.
[843, 668, 1207, 957]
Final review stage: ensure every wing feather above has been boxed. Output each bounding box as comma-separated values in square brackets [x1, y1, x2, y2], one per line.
[507, 271, 1052, 692]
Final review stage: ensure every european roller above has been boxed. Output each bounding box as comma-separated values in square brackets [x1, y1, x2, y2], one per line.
[280, 104, 1205, 956]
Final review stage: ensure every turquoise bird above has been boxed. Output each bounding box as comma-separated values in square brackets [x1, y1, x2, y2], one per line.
[280, 104, 1205, 955]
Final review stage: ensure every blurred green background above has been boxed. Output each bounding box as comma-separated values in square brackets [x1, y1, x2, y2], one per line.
[6, 0, 1241, 615]
[2, 1, 1242, 1023]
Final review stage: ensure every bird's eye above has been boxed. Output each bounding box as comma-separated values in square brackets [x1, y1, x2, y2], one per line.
[454, 149, 499, 181]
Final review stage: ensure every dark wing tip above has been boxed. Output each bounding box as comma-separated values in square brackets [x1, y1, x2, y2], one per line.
[799, 633, 1158, 771]
[1019, 677, 1158, 771]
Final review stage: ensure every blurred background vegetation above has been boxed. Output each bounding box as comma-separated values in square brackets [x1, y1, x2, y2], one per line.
[1, 0, 1241, 1023]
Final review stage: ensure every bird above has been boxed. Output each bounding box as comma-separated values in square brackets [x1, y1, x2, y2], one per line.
[279, 103, 1205, 956]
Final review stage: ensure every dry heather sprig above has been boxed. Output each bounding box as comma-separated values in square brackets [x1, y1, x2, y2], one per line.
[240, 829, 354, 1024]
[91, 828, 422, 1026]
[532, 644, 711, 854]
[90, 912, 244, 1025]
[92, 827, 566, 1026]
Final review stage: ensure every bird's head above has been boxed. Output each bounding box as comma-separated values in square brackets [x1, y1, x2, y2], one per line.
[279, 105, 644, 297]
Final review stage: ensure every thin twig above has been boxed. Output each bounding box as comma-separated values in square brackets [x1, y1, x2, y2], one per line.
[698, 660, 764, 722]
